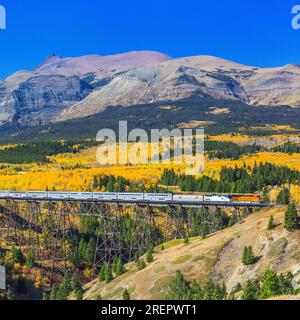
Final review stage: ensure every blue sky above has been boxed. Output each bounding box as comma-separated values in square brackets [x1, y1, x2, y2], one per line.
[0, 0, 299, 78]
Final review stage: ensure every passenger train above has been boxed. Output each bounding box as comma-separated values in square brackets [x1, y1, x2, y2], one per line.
[0, 191, 262, 204]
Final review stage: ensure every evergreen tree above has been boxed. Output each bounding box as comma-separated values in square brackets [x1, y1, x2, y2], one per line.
[260, 269, 281, 298]
[63, 271, 72, 292]
[99, 264, 107, 282]
[71, 273, 83, 298]
[135, 258, 146, 271]
[200, 223, 209, 239]
[262, 187, 269, 203]
[146, 247, 154, 263]
[79, 238, 87, 260]
[85, 237, 96, 267]
[242, 246, 255, 265]
[123, 289, 131, 300]
[80, 216, 98, 237]
[50, 286, 57, 300]
[115, 257, 125, 276]
[70, 243, 81, 267]
[107, 180, 115, 192]
[165, 272, 229, 300]
[93, 176, 99, 189]
[25, 249, 36, 268]
[227, 215, 235, 228]
[57, 271, 72, 300]
[55, 287, 64, 301]
[267, 215, 275, 230]
[277, 272, 294, 295]
[284, 202, 298, 231]
[11, 247, 25, 264]
[160, 164, 300, 195]
[242, 279, 261, 300]
[76, 289, 83, 300]
[276, 188, 290, 205]
[112, 257, 118, 273]
[166, 271, 190, 300]
[104, 264, 113, 283]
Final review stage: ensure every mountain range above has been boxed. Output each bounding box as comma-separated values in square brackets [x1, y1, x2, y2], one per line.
[1, 50, 300, 132]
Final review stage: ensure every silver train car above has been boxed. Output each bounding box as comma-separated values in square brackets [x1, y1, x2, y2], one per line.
[27, 191, 48, 199]
[144, 193, 172, 202]
[117, 193, 144, 201]
[0, 191, 173, 202]
[173, 195, 204, 202]
[92, 192, 118, 200]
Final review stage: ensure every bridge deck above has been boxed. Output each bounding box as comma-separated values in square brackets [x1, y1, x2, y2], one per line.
[0, 196, 271, 208]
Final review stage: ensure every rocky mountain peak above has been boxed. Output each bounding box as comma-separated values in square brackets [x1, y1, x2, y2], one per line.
[1, 51, 300, 128]
[34, 54, 62, 71]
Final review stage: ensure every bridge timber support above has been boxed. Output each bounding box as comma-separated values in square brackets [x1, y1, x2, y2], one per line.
[0, 199, 260, 286]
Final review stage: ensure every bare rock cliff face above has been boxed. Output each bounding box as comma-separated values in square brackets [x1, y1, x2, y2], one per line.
[0, 74, 93, 125]
[0, 51, 171, 126]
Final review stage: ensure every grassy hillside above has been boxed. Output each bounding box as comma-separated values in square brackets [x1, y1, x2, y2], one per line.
[82, 207, 300, 300]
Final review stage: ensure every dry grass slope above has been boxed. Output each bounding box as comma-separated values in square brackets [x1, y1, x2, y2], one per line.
[82, 207, 300, 300]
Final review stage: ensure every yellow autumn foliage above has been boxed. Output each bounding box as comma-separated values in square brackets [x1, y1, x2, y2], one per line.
[208, 133, 300, 147]
[0, 147, 299, 191]
[0, 136, 298, 203]
[290, 185, 300, 204]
